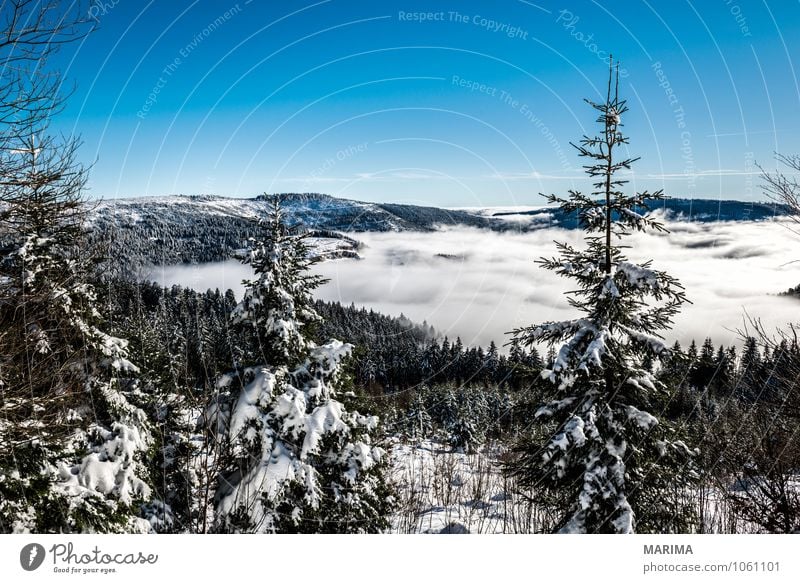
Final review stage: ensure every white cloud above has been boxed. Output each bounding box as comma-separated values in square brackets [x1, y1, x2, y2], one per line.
[153, 218, 800, 350]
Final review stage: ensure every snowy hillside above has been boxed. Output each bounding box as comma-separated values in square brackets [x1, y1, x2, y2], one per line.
[91, 192, 492, 233]
[87, 192, 790, 268]
[89, 193, 491, 267]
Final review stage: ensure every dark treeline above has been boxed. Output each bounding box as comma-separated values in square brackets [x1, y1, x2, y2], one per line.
[102, 277, 800, 404]
[102, 279, 551, 396]
[100, 278, 800, 449]
[662, 337, 800, 412]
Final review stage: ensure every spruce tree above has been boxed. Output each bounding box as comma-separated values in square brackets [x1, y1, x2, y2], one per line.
[0, 2, 158, 534]
[739, 336, 762, 402]
[712, 345, 734, 397]
[0, 133, 153, 532]
[404, 388, 433, 441]
[508, 58, 696, 533]
[690, 338, 717, 390]
[207, 198, 390, 533]
[486, 340, 500, 383]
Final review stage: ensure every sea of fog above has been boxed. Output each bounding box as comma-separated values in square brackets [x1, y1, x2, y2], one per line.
[148, 218, 800, 350]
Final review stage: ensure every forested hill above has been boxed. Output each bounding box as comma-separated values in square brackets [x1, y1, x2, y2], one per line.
[91, 192, 491, 236]
[490, 198, 789, 226]
[88, 193, 789, 268]
[88, 192, 491, 267]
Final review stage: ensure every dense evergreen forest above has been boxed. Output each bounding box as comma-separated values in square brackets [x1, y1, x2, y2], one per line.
[95, 275, 800, 532]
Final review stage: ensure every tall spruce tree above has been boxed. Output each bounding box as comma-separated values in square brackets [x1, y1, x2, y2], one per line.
[508, 58, 696, 533]
[0, 131, 153, 533]
[207, 198, 390, 533]
[0, 3, 155, 532]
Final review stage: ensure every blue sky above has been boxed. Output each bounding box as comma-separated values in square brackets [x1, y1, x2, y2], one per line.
[52, 0, 800, 206]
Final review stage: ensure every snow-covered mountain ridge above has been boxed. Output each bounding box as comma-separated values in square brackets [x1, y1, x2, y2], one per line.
[88, 192, 789, 268]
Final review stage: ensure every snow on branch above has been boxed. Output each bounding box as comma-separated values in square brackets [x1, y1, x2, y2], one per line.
[618, 324, 669, 355]
[624, 405, 658, 430]
[615, 261, 660, 291]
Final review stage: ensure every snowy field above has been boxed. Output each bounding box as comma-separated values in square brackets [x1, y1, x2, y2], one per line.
[388, 440, 548, 534]
[153, 217, 800, 349]
[387, 440, 782, 534]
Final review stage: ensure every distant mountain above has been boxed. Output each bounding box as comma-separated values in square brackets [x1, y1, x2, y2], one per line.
[89, 193, 491, 268]
[88, 193, 791, 268]
[255, 193, 492, 231]
[490, 199, 789, 226]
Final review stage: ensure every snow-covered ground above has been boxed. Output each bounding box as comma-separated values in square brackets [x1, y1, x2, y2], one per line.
[389, 440, 549, 534]
[387, 439, 789, 534]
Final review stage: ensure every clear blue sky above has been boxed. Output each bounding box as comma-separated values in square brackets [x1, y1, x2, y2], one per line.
[52, 0, 800, 206]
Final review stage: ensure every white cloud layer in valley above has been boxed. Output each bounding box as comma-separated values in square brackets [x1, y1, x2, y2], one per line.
[151, 217, 800, 350]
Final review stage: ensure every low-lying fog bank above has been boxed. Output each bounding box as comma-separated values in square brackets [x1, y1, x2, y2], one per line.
[150, 218, 800, 349]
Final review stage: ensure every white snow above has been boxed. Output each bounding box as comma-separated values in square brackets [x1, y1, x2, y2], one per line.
[58, 422, 152, 507]
[624, 405, 659, 430]
[616, 261, 660, 290]
[228, 368, 277, 438]
[389, 440, 540, 534]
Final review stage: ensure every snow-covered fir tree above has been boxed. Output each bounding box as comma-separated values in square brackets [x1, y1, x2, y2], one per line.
[509, 58, 697, 534]
[402, 387, 434, 441]
[0, 132, 153, 533]
[206, 198, 390, 533]
[437, 388, 480, 453]
[229, 199, 326, 367]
